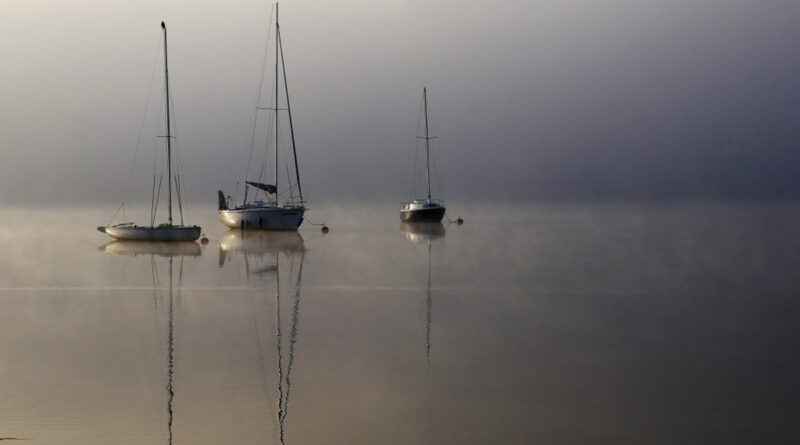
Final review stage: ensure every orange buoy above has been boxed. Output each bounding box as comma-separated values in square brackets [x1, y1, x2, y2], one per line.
[200, 236, 209, 245]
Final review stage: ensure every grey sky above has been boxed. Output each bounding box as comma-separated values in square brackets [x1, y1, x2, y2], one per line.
[2, 0, 799, 206]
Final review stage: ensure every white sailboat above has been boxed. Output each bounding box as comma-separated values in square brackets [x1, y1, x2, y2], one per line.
[400, 88, 446, 223]
[218, 3, 305, 231]
[99, 22, 201, 242]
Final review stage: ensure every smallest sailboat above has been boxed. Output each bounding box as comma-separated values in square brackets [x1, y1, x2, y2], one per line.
[98, 22, 200, 242]
[400, 87, 446, 223]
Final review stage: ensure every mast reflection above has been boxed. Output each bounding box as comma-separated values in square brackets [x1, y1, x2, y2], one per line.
[401, 223, 444, 364]
[218, 229, 305, 443]
[100, 241, 196, 445]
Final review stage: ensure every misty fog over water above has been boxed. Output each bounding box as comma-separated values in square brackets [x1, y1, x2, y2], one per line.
[2, 1, 800, 443]
[2, 203, 800, 443]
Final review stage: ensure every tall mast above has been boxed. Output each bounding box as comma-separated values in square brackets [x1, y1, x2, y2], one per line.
[423, 87, 431, 202]
[162, 21, 173, 225]
[274, 3, 280, 204]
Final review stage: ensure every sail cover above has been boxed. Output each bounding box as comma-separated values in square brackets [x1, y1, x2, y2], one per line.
[246, 181, 277, 194]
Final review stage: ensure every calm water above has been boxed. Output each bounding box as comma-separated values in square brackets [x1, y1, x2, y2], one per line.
[1, 202, 799, 444]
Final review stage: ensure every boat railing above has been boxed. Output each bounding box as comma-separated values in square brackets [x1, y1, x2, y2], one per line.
[401, 198, 446, 209]
[284, 198, 307, 209]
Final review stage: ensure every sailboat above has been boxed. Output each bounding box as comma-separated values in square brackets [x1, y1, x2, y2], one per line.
[99, 22, 201, 242]
[400, 88, 446, 223]
[218, 3, 305, 231]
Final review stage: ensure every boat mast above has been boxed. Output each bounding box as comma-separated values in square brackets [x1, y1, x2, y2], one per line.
[423, 87, 431, 202]
[162, 21, 173, 226]
[274, 3, 280, 204]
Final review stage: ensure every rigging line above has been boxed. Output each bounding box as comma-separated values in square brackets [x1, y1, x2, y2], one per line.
[108, 202, 124, 227]
[429, 102, 447, 199]
[167, 79, 190, 223]
[152, 175, 163, 227]
[273, 183, 295, 200]
[256, 93, 277, 181]
[175, 175, 184, 225]
[432, 146, 443, 199]
[150, 175, 157, 225]
[426, 99, 444, 199]
[427, 110, 443, 199]
[253, 92, 278, 204]
[240, 6, 276, 204]
[108, 37, 163, 227]
[246, 57, 278, 207]
[277, 26, 303, 202]
[256, 157, 267, 185]
[285, 163, 294, 202]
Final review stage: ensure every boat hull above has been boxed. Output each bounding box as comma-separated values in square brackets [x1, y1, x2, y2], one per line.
[400, 207, 446, 223]
[218, 207, 305, 230]
[104, 225, 201, 242]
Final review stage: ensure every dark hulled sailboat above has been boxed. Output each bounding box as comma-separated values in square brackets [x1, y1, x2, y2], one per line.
[400, 88, 446, 223]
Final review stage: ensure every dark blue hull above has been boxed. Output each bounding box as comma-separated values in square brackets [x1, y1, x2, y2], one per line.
[400, 207, 446, 223]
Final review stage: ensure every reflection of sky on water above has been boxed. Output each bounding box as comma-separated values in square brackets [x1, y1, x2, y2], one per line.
[0, 203, 799, 443]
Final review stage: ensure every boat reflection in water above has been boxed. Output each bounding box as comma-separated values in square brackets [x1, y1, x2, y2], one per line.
[401, 222, 444, 363]
[101, 241, 196, 445]
[100, 240, 201, 258]
[218, 230, 305, 277]
[219, 230, 305, 258]
[218, 229, 305, 444]
[400, 222, 445, 244]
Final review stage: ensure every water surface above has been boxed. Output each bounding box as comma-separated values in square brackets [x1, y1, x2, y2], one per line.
[0, 202, 798, 444]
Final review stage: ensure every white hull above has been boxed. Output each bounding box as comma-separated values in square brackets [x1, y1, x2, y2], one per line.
[102, 225, 201, 242]
[218, 206, 305, 230]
